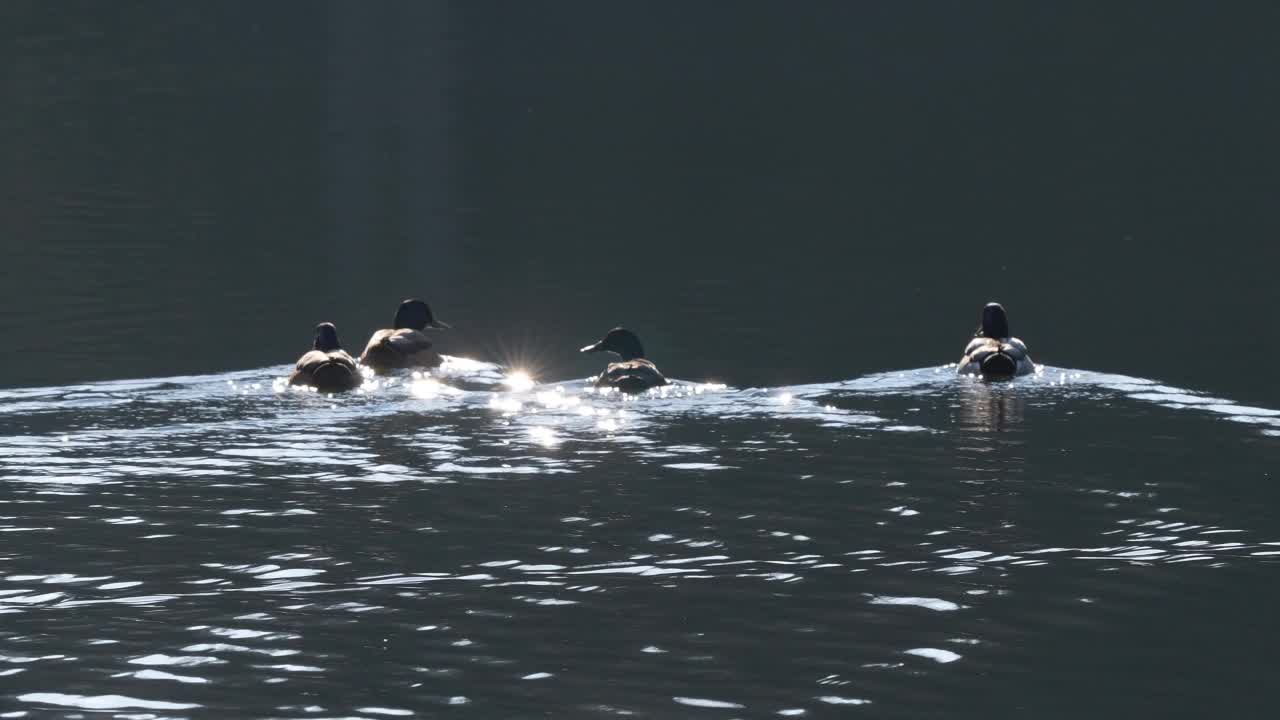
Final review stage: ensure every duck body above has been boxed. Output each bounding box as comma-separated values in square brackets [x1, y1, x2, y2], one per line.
[359, 328, 442, 372]
[956, 302, 1035, 379]
[957, 336, 1034, 378]
[290, 323, 362, 392]
[359, 298, 451, 374]
[596, 358, 668, 393]
[581, 327, 669, 393]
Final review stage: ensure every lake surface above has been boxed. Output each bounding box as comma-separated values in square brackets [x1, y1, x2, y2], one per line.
[3, 2, 1279, 718]
[1, 363, 1278, 717]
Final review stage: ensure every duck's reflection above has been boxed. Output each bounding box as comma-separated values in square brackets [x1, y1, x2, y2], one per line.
[957, 381, 1026, 435]
[952, 382, 1028, 483]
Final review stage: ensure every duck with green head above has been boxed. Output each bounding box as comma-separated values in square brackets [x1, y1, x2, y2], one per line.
[580, 327, 669, 393]
[956, 302, 1035, 378]
[359, 298, 451, 373]
[290, 322, 362, 391]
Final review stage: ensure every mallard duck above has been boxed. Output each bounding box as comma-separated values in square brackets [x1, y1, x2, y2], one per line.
[580, 327, 669, 393]
[289, 322, 362, 391]
[359, 298, 451, 373]
[957, 302, 1035, 378]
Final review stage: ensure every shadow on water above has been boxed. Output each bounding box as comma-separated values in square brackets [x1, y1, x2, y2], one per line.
[0, 363, 1276, 717]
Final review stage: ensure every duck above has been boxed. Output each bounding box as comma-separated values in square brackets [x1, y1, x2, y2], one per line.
[289, 322, 363, 391]
[956, 302, 1035, 378]
[359, 298, 451, 373]
[580, 327, 669, 393]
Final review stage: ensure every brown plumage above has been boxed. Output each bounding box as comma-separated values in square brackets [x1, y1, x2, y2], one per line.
[596, 358, 669, 393]
[360, 327, 443, 372]
[956, 303, 1035, 378]
[290, 323, 362, 392]
[580, 327, 669, 393]
[359, 298, 451, 374]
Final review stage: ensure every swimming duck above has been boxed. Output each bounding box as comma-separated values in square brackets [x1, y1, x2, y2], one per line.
[359, 298, 451, 373]
[290, 322, 363, 391]
[580, 327, 669, 393]
[957, 302, 1035, 378]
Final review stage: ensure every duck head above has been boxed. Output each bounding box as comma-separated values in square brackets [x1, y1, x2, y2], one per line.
[580, 327, 646, 361]
[980, 302, 1011, 339]
[313, 322, 342, 351]
[394, 298, 451, 331]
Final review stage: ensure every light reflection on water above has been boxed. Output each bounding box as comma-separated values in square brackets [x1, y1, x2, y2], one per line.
[0, 360, 1277, 716]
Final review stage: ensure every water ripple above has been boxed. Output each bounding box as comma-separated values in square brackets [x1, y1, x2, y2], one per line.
[0, 363, 1275, 715]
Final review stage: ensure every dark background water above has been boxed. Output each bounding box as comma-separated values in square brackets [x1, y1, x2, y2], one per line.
[3, 1, 1277, 399]
[2, 3, 1280, 719]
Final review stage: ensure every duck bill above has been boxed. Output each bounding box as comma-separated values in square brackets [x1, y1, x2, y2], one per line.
[580, 341, 604, 353]
[428, 319, 452, 330]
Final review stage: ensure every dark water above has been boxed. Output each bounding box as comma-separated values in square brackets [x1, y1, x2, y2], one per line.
[3, 2, 1279, 717]
[1, 367, 1278, 717]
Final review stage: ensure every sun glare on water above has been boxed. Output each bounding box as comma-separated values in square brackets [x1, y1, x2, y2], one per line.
[409, 372, 463, 399]
[529, 426, 559, 447]
[503, 371, 536, 393]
